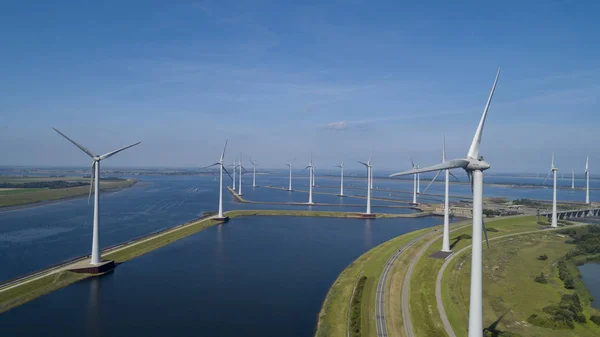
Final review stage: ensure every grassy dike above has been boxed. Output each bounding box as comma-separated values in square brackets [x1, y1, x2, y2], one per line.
[314, 225, 441, 337]
[0, 179, 137, 208]
[442, 227, 600, 337]
[0, 208, 422, 314]
[405, 216, 544, 337]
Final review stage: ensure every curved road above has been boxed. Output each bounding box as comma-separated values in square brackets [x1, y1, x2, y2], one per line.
[435, 224, 587, 337]
[375, 232, 432, 337]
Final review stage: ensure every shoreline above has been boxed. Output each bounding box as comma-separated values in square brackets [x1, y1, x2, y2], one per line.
[0, 208, 435, 314]
[0, 179, 139, 213]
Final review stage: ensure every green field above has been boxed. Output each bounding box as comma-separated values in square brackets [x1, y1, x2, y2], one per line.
[442, 220, 600, 337]
[0, 178, 136, 207]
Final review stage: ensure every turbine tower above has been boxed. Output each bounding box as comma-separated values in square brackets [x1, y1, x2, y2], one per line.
[417, 172, 420, 193]
[238, 153, 244, 196]
[304, 156, 314, 204]
[371, 167, 374, 189]
[422, 134, 460, 253]
[542, 153, 558, 228]
[312, 165, 316, 188]
[586, 157, 590, 204]
[232, 158, 237, 190]
[409, 157, 419, 204]
[359, 157, 372, 214]
[250, 158, 257, 188]
[335, 161, 344, 196]
[572, 168, 575, 189]
[285, 158, 295, 191]
[391, 68, 500, 337]
[200, 141, 232, 219]
[53, 128, 141, 265]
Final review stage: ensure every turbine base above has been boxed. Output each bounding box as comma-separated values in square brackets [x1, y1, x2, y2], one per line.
[430, 251, 453, 260]
[213, 216, 230, 223]
[68, 260, 115, 275]
[359, 213, 377, 219]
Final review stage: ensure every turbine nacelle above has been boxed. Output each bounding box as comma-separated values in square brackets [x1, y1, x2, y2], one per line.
[466, 159, 491, 171]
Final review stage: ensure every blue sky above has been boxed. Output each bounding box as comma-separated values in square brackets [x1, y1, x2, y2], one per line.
[1, 0, 598, 172]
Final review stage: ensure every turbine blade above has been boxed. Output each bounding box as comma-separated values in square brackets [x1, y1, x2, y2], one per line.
[88, 162, 95, 204]
[551, 152, 555, 169]
[449, 171, 460, 182]
[249, 158, 255, 166]
[483, 217, 490, 249]
[285, 163, 291, 168]
[367, 156, 372, 165]
[423, 170, 442, 193]
[53, 128, 95, 158]
[242, 166, 249, 173]
[466, 68, 500, 160]
[358, 161, 368, 167]
[586, 156, 589, 172]
[390, 159, 469, 177]
[220, 140, 228, 162]
[223, 166, 233, 181]
[302, 166, 310, 172]
[199, 163, 220, 171]
[409, 156, 415, 168]
[542, 170, 552, 185]
[99, 142, 142, 160]
[443, 133, 447, 162]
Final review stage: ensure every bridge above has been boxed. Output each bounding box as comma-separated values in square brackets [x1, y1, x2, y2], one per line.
[541, 208, 600, 220]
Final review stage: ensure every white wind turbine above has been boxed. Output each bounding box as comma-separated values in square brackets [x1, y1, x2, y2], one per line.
[586, 157, 590, 204]
[231, 158, 237, 190]
[285, 158, 295, 191]
[391, 69, 500, 337]
[250, 158, 258, 188]
[200, 141, 233, 219]
[422, 134, 460, 253]
[359, 157, 372, 214]
[303, 156, 314, 204]
[53, 128, 141, 265]
[409, 157, 420, 204]
[542, 153, 558, 228]
[335, 161, 344, 196]
[237, 153, 247, 196]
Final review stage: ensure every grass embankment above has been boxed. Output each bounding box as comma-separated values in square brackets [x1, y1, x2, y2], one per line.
[0, 178, 137, 208]
[406, 216, 542, 337]
[441, 220, 600, 337]
[315, 226, 437, 337]
[0, 271, 88, 313]
[226, 209, 430, 219]
[1, 208, 424, 314]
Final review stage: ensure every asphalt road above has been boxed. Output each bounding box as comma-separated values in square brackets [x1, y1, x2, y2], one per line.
[374, 231, 433, 337]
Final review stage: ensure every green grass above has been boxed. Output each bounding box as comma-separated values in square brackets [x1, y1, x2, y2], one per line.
[408, 216, 546, 337]
[0, 179, 136, 207]
[0, 271, 88, 313]
[314, 226, 436, 337]
[441, 220, 600, 337]
[0, 188, 44, 195]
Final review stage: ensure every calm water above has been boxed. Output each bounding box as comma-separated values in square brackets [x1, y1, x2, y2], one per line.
[579, 263, 600, 310]
[0, 216, 443, 336]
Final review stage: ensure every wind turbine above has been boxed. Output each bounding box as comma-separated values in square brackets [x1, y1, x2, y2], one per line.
[53, 128, 141, 265]
[285, 158, 295, 191]
[250, 158, 258, 188]
[231, 158, 237, 190]
[303, 156, 314, 204]
[390, 69, 500, 337]
[359, 157, 372, 215]
[237, 153, 246, 196]
[572, 168, 575, 189]
[335, 161, 344, 196]
[200, 141, 233, 219]
[586, 157, 590, 204]
[409, 157, 419, 204]
[422, 134, 460, 253]
[542, 153, 558, 228]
